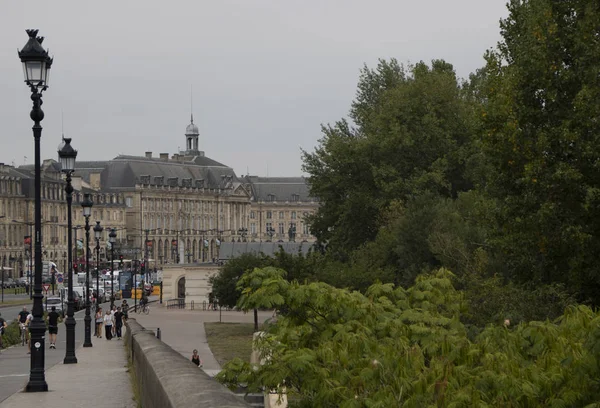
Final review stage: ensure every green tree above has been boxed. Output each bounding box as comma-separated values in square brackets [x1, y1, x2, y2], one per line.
[218, 269, 600, 407]
[209, 253, 272, 308]
[236, 266, 288, 331]
[303, 59, 478, 259]
[480, 0, 600, 302]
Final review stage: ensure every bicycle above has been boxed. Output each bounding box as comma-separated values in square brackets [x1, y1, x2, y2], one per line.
[136, 303, 149, 315]
[20, 323, 27, 346]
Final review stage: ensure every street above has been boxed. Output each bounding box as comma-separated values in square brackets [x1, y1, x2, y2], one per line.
[0, 303, 109, 403]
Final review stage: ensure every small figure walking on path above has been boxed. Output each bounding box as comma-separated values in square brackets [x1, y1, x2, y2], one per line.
[104, 310, 114, 340]
[114, 307, 124, 340]
[95, 307, 103, 338]
[46, 306, 60, 349]
[0, 312, 7, 350]
[191, 349, 202, 367]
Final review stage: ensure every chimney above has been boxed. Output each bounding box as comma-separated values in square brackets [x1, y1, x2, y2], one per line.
[159, 153, 169, 161]
[145, 151, 152, 159]
[172, 154, 179, 161]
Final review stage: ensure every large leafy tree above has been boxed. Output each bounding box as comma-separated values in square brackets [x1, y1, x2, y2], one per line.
[303, 59, 477, 258]
[481, 0, 600, 302]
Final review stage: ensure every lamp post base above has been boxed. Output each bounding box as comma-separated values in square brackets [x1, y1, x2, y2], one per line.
[63, 312, 77, 364]
[83, 313, 93, 347]
[25, 380, 48, 392]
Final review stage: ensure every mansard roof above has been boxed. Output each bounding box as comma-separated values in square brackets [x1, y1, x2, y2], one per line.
[244, 176, 315, 202]
[101, 154, 238, 191]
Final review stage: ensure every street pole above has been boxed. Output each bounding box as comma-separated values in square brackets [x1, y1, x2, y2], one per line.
[94, 221, 103, 312]
[63, 169, 77, 364]
[82, 193, 93, 348]
[109, 228, 116, 309]
[134, 261, 137, 313]
[144, 229, 149, 296]
[2, 256, 4, 303]
[20, 28, 53, 391]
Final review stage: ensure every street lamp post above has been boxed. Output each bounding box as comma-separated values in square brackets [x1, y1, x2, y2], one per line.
[58, 137, 78, 365]
[93, 222, 103, 311]
[109, 228, 116, 309]
[19, 28, 53, 392]
[81, 194, 93, 348]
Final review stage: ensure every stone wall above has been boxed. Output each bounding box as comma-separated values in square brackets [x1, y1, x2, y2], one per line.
[125, 318, 250, 408]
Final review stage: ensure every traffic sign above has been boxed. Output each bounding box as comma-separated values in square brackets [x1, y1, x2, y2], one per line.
[57, 274, 64, 284]
[42, 284, 50, 293]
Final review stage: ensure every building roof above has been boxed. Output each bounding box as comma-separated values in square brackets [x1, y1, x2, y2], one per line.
[218, 241, 316, 260]
[244, 176, 315, 202]
[100, 155, 238, 191]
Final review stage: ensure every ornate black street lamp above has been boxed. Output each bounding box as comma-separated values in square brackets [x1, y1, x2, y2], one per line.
[81, 193, 93, 347]
[109, 228, 117, 308]
[93, 222, 103, 311]
[19, 29, 52, 392]
[58, 137, 77, 365]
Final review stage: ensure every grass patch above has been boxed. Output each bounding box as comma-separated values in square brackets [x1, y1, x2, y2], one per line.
[204, 322, 260, 366]
[0, 299, 31, 307]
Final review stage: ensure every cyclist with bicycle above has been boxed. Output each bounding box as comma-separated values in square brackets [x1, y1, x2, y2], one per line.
[17, 307, 29, 347]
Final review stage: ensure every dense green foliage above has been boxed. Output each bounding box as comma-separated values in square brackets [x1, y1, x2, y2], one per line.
[218, 269, 600, 407]
[211, 1, 600, 404]
[298, 0, 600, 307]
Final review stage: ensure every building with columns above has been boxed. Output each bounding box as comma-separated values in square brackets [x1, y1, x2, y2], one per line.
[4, 115, 318, 279]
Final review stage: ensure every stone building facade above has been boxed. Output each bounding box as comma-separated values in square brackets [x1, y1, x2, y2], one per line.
[5, 115, 318, 274]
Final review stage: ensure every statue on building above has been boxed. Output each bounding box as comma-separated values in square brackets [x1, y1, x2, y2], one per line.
[288, 224, 296, 242]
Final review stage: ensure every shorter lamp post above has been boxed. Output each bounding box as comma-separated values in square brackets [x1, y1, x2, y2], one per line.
[238, 227, 248, 242]
[93, 222, 103, 311]
[81, 193, 93, 348]
[108, 228, 116, 309]
[58, 137, 78, 365]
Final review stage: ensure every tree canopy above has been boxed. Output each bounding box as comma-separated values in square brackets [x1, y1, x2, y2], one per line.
[219, 269, 600, 407]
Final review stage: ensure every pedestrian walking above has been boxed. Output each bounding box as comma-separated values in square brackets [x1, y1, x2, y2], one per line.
[46, 306, 60, 349]
[121, 300, 129, 320]
[104, 310, 114, 340]
[111, 305, 117, 337]
[95, 307, 103, 338]
[114, 307, 124, 340]
[0, 312, 7, 350]
[191, 349, 202, 367]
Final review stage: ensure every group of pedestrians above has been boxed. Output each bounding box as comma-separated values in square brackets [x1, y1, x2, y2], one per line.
[95, 304, 125, 340]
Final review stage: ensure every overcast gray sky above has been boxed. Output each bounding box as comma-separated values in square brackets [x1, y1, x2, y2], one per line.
[1, 0, 508, 177]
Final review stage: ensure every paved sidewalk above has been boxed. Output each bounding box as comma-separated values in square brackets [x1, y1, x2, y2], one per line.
[132, 304, 272, 377]
[0, 326, 135, 408]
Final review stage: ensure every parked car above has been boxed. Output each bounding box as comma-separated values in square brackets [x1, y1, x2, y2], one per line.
[3, 278, 16, 289]
[59, 287, 85, 311]
[44, 297, 65, 316]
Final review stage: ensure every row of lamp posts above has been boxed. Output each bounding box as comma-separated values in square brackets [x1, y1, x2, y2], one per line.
[18, 29, 118, 392]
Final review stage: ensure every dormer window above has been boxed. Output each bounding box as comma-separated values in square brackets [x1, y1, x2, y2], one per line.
[267, 194, 275, 202]
[291, 194, 299, 202]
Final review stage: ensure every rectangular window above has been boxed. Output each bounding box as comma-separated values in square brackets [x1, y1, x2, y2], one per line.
[291, 211, 297, 219]
[303, 223, 310, 235]
[278, 222, 284, 234]
[279, 211, 284, 219]
[250, 211, 256, 219]
[250, 223, 256, 234]
[266, 211, 272, 219]
[266, 222, 272, 233]
[126, 197, 133, 207]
